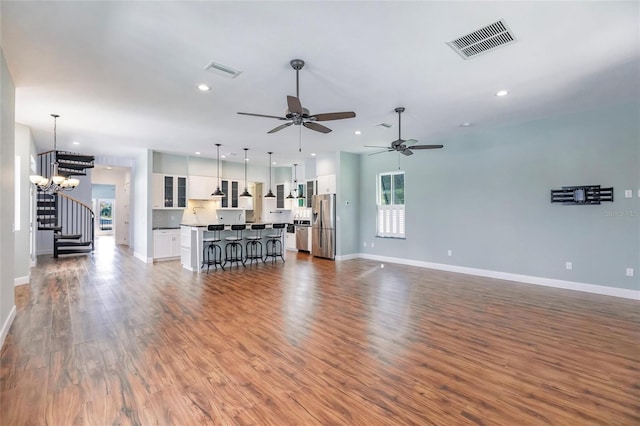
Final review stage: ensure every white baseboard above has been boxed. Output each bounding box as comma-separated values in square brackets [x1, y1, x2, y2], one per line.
[0, 305, 16, 350]
[336, 253, 359, 261]
[14, 275, 29, 286]
[357, 253, 640, 300]
[133, 252, 153, 264]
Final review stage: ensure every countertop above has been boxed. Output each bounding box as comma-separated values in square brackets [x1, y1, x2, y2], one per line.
[180, 222, 288, 228]
[152, 227, 181, 230]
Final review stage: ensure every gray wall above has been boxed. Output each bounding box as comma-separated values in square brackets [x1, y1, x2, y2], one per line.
[1, 49, 16, 339]
[359, 102, 639, 291]
[14, 123, 35, 282]
[337, 152, 360, 257]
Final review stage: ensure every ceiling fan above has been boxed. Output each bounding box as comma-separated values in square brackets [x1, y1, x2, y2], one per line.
[237, 59, 356, 134]
[365, 107, 443, 156]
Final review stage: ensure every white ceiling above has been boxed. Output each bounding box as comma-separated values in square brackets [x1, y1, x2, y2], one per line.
[2, 1, 638, 166]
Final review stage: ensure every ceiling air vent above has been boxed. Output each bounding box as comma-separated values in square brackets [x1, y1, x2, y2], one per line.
[204, 60, 242, 78]
[447, 19, 516, 60]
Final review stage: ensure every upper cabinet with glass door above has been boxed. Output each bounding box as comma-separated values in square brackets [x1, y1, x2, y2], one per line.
[152, 173, 188, 209]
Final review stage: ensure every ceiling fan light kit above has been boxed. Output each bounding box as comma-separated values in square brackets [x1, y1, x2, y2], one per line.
[365, 107, 444, 156]
[237, 59, 356, 137]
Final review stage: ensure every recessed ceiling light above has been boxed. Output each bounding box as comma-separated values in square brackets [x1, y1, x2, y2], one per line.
[272, 161, 276, 165]
[354, 131, 361, 135]
[311, 153, 316, 156]
[106, 166, 113, 170]
[221, 155, 226, 158]
[198, 84, 211, 92]
[495, 90, 509, 97]
[72, 141, 80, 145]
[461, 122, 473, 127]
[245, 158, 249, 162]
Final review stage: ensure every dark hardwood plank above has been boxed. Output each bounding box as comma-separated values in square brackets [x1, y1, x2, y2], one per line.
[1, 236, 638, 425]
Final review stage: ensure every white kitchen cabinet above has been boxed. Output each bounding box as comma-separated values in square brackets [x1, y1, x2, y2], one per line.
[317, 174, 336, 194]
[220, 180, 240, 208]
[285, 230, 297, 251]
[153, 229, 180, 259]
[153, 173, 188, 209]
[188, 175, 216, 200]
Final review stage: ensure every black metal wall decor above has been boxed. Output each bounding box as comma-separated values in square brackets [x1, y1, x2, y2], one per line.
[550, 185, 613, 205]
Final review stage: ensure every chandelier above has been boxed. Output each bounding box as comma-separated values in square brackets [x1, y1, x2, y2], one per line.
[29, 114, 80, 192]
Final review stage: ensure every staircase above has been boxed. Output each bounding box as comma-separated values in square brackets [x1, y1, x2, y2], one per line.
[35, 150, 96, 258]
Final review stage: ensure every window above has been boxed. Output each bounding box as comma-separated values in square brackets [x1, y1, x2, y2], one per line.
[377, 171, 405, 238]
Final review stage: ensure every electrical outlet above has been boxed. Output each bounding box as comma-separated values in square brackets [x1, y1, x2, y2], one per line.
[371, 242, 375, 248]
[625, 189, 632, 198]
[363, 242, 367, 247]
[447, 250, 452, 257]
[565, 261, 572, 270]
[627, 268, 634, 277]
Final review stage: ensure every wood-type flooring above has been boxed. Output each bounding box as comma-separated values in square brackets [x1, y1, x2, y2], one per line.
[1, 237, 639, 425]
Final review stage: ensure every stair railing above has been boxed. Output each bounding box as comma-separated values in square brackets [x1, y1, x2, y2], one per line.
[54, 193, 95, 257]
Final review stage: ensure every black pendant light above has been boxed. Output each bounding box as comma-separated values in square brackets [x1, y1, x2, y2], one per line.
[296, 163, 305, 199]
[211, 143, 224, 198]
[240, 148, 252, 198]
[286, 163, 296, 199]
[265, 152, 276, 198]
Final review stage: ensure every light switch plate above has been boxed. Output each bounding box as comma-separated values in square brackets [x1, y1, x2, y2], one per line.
[565, 261, 572, 270]
[627, 268, 634, 277]
[625, 190, 632, 198]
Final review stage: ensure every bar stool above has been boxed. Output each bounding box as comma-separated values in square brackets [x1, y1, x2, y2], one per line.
[265, 223, 286, 263]
[245, 224, 266, 265]
[202, 224, 224, 272]
[224, 224, 246, 268]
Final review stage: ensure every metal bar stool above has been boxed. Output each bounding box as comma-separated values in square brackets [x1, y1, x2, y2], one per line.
[202, 224, 224, 272]
[224, 224, 246, 268]
[245, 224, 266, 265]
[265, 223, 286, 263]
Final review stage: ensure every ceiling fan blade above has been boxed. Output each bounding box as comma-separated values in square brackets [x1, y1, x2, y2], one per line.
[287, 96, 303, 115]
[401, 149, 414, 156]
[368, 149, 392, 156]
[267, 122, 293, 134]
[238, 112, 287, 120]
[363, 145, 389, 148]
[409, 144, 444, 150]
[303, 121, 332, 134]
[312, 111, 356, 121]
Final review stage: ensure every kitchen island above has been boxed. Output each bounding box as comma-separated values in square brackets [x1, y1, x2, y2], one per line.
[180, 223, 288, 272]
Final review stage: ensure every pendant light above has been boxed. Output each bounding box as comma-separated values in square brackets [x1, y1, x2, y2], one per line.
[296, 163, 305, 199]
[264, 152, 276, 198]
[286, 163, 296, 199]
[29, 114, 80, 192]
[239, 148, 252, 198]
[211, 143, 224, 198]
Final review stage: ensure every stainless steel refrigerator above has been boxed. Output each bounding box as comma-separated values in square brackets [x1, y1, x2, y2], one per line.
[311, 194, 336, 260]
